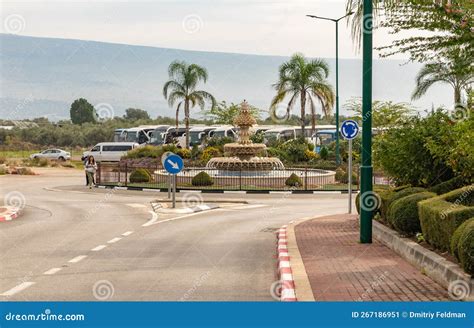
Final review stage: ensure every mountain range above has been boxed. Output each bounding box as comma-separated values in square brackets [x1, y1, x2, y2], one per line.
[0, 34, 451, 121]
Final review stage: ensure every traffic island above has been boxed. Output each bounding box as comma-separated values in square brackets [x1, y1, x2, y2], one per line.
[0, 206, 23, 222]
[281, 214, 451, 301]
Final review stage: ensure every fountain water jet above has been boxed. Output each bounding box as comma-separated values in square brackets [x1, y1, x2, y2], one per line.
[206, 100, 284, 171]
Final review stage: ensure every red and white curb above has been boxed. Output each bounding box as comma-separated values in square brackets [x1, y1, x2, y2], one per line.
[0, 206, 22, 222]
[277, 224, 297, 301]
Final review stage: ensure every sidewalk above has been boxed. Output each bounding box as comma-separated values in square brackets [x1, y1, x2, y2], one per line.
[292, 214, 448, 301]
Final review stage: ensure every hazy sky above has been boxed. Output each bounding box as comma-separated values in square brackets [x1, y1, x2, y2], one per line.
[1, 0, 408, 59]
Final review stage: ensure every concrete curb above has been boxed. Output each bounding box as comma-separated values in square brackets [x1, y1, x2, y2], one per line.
[150, 202, 220, 214]
[97, 185, 344, 194]
[373, 220, 474, 301]
[276, 225, 297, 301]
[0, 206, 22, 222]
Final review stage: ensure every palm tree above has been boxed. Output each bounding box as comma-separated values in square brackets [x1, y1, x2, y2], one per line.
[163, 61, 216, 147]
[270, 53, 335, 135]
[412, 58, 473, 104]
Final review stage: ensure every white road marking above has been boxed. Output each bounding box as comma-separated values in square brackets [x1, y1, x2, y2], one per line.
[222, 204, 268, 210]
[68, 255, 87, 263]
[43, 268, 62, 275]
[126, 203, 147, 208]
[91, 245, 108, 251]
[122, 231, 134, 236]
[107, 237, 122, 244]
[1, 282, 36, 296]
[142, 211, 159, 227]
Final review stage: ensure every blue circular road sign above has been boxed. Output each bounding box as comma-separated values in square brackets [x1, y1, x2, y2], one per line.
[163, 153, 184, 174]
[340, 120, 360, 140]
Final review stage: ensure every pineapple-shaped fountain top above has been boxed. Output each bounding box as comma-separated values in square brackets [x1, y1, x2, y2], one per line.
[233, 100, 256, 145]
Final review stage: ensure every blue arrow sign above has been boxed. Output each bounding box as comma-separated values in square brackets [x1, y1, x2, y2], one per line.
[163, 153, 184, 174]
[340, 120, 360, 140]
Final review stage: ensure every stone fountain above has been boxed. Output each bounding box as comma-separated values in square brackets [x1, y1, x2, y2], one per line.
[206, 100, 284, 171]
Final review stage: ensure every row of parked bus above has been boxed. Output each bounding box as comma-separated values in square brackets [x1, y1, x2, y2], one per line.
[112, 124, 339, 149]
[82, 124, 341, 162]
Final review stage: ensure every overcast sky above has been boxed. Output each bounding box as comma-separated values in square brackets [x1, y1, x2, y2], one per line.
[1, 0, 410, 59]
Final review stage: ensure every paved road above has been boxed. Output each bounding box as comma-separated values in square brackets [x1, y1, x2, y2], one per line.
[0, 168, 351, 301]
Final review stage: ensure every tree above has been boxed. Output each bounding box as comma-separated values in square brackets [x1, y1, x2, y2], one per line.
[123, 108, 150, 121]
[345, 98, 414, 128]
[412, 55, 473, 104]
[70, 98, 96, 125]
[346, 1, 473, 62]
[203, 101, 261, 125]
[163, 61, 216, 147]
[270, 53, 335, 135]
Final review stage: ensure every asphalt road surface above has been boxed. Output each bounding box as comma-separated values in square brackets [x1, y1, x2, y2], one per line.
[0, 168, 351, 301]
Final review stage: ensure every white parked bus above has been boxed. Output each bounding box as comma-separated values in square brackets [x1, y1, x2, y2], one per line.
[82, 142, 140, 162]
[264, 125, 336, 144]
[209, 126, 238, 140]
[124, 125, 169, 144]
[189, 126, 217, 147]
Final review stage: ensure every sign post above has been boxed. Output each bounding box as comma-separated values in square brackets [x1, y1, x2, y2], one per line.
[161, 151, 174, 199]
[162, 153, 184, 209]
[340, 120, 360, 214]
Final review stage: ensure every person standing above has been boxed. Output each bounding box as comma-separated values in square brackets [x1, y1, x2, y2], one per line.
[85, 156, 97, 189]
[82, 155, 89, 186]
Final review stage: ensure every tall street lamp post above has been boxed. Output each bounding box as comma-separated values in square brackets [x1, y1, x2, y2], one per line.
[360, 0, 374, 243]
[306, 11, 353, 166]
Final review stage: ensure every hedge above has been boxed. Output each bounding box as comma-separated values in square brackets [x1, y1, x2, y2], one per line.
[418, 185, 474, 251]
[456, 219, 474, 274]
[355, 188, 393, 218]
[192, 171, 213, 186]
[388, 191, 436, 236]
[129, 168, 151, 183]
[429, 176, 467, 195]
[450, 218, 473, 260]
[285, 173, 302, 187]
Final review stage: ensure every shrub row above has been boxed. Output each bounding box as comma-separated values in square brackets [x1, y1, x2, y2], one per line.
[450, 218, 474, 274]
[418, 185, 474, 252]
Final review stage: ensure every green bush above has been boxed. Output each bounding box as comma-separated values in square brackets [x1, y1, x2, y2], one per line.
[176, 148, 191, 159]
[319, 146, 329, 160]
[0, 156, 6, 164]
[192, 171, 213, 186]
[456, 219, 474, 274]
[355, 188, 393, 217]
[278, 139, 308, 163]
[0, 165, 7, 175]
[388, 191, 436, 236]
[335, 167, 357, 184]
[450, 218, 473, 260]
[386, 187, 426, 219]
[418, 185, 474, 251]
[285, 173, 302, 187]
[393, 184, 411, 192]
[124, 145, 163, 159]
[129, 168, 151, 183]
[429, 176, 467, 195]
[201, 147, 221, 162]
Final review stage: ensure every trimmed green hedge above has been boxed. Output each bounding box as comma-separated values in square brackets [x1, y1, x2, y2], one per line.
[129, 168, 151, 183]
[450, 218, 473, 260]
[355, 188, 394, 218]
[457, 219, 474, 274]
[418, 185, 474, 251]
[388, 191, 436, 235]
[192, 171, 213, 186]
[429, 176, 467, 195]
[285, 173, 302, 187]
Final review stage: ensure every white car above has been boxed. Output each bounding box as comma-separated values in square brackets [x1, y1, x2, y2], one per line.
[30, 149, 71, 161]
[82, 142, 139, 162]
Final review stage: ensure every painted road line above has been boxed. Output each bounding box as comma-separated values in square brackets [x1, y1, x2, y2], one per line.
[1, 282, 36, 297]
[126, 203, 147, 208]
[91, 245, 108, 251]
[142, 211, 159, 227]
[107, 237, 122, 244]
[68, 255, 87, 263]
[122, 231, 134, 236]
[43, 268, 62, 275]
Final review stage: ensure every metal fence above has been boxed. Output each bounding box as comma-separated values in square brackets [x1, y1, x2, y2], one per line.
[96, 162, 371, 192]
